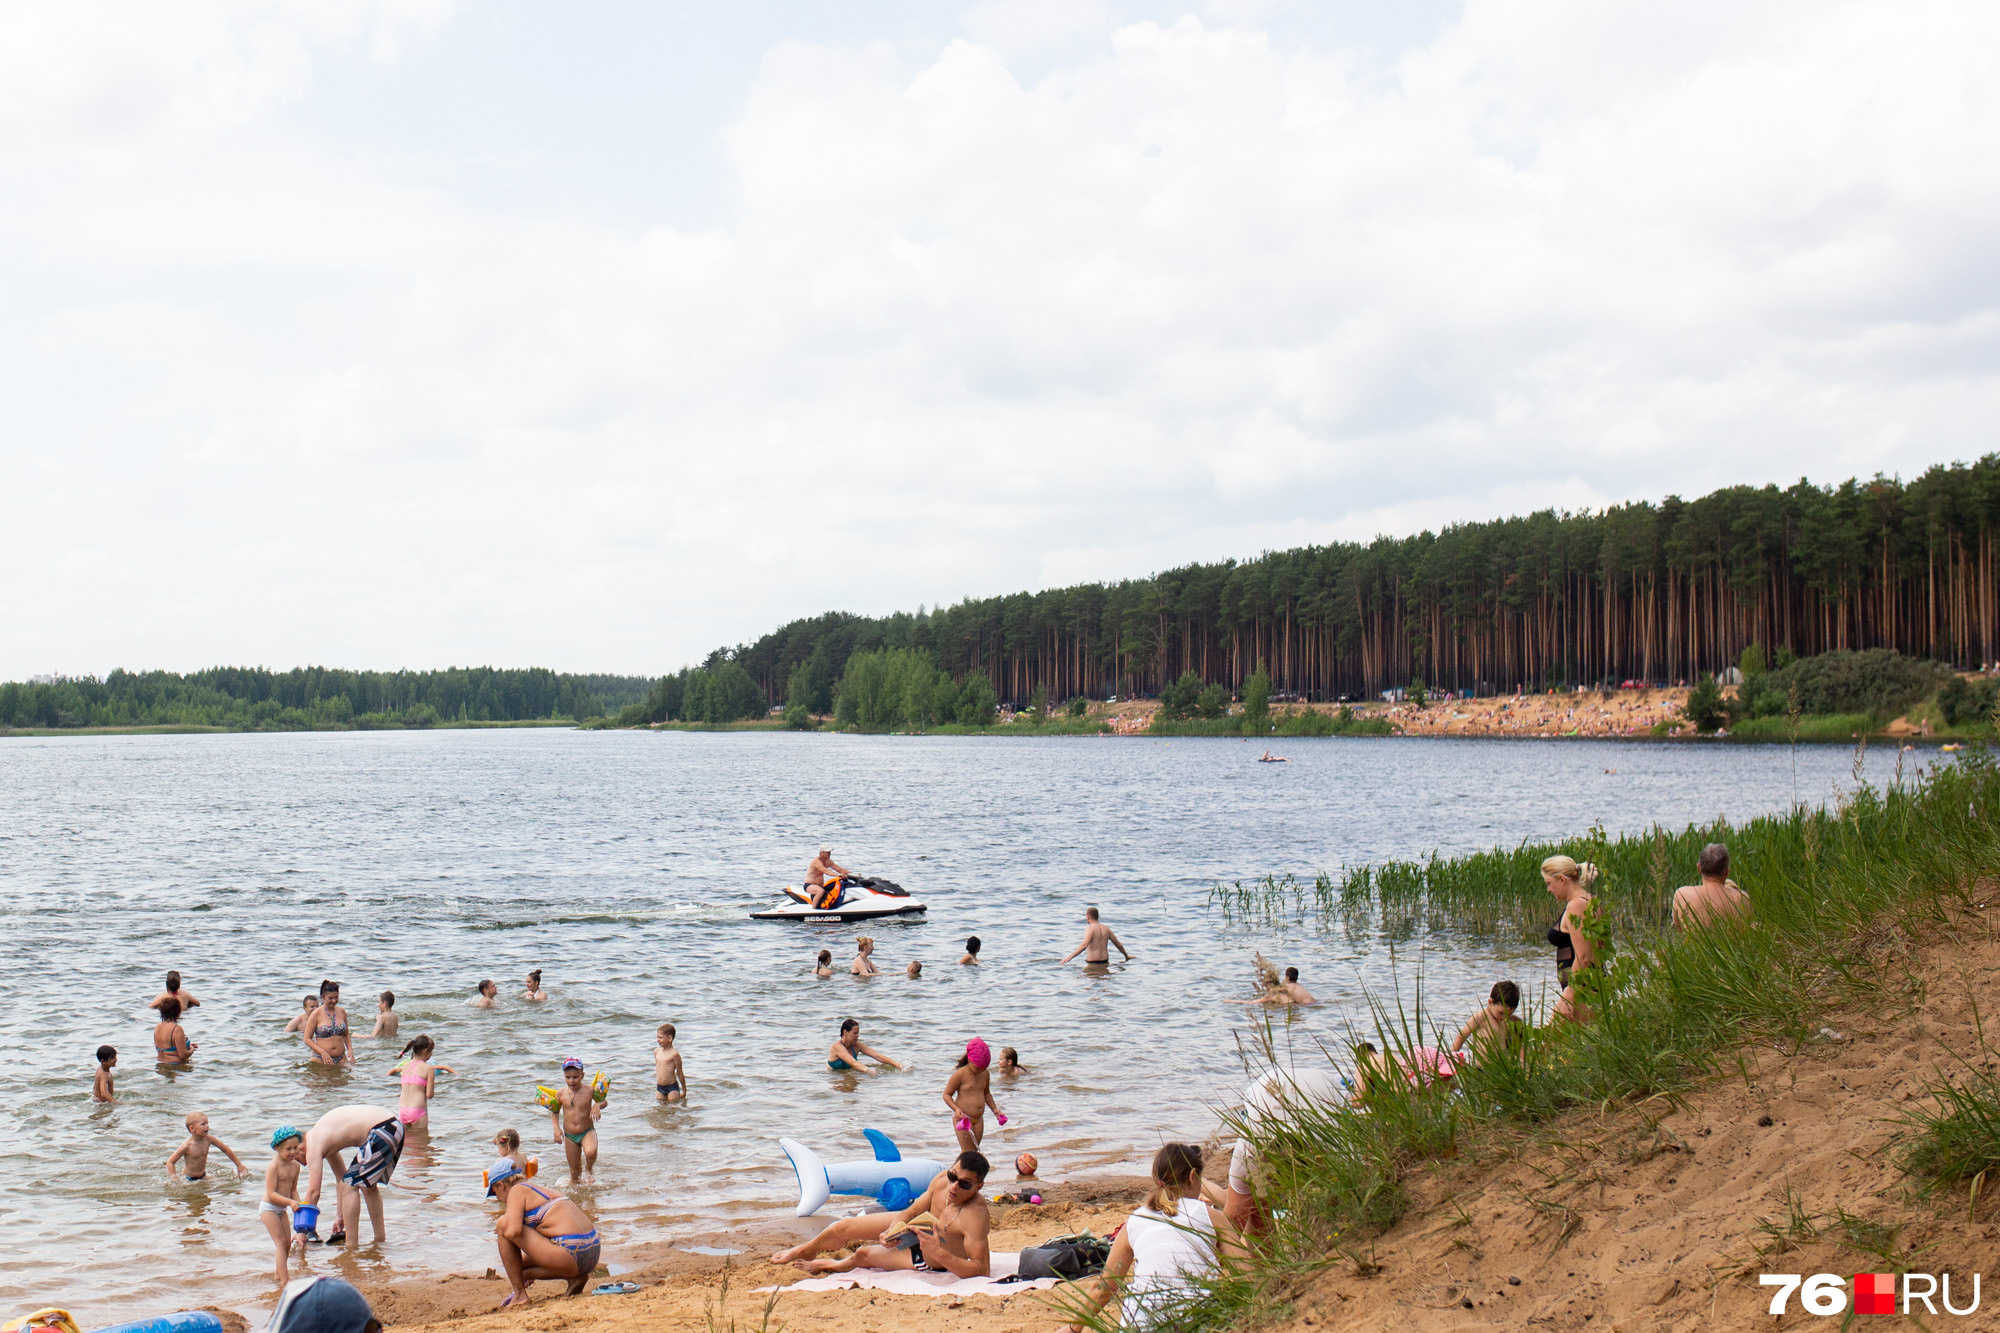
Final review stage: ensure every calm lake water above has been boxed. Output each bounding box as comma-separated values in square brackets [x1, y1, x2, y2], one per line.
[0, 729, 1917, 1322]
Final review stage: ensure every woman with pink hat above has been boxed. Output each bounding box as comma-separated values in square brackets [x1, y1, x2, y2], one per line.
[942, 1038, 1008, 1152]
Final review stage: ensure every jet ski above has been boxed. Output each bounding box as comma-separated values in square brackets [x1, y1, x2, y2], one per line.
[749, 876, 927, 922]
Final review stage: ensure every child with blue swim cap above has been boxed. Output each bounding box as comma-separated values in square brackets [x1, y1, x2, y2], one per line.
[261, 1126, 307, 1288]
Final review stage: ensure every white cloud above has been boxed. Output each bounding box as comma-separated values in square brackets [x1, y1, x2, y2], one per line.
[2, 0, 1999, 675]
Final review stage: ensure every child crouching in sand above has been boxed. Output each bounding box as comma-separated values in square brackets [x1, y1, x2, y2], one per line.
[261, 1127, 307, 1287]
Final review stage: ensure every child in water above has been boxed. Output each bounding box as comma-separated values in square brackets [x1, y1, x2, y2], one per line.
[371, 991, 399, 1039]
[93, 1045, 117, 1102]
[492, 1127, 537, 1178]
[814, 950, 834, 978]
[654, 1024, 687, 1103]
[906, 960, 922, 979]
[260, 1127, 307, 1288]
[551, 1057, 605, 1182]
[391, 1034, 452, 1128]
[998, 1046, 1027, 1075]
[167, 1112, 246, 1181]
[942, 1037, 1007, 1152]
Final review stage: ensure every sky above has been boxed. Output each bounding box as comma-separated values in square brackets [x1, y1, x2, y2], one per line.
[4, 0, 1998, 678]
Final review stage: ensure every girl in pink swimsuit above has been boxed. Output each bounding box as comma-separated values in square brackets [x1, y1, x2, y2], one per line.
[391, 1035, 453, 1127]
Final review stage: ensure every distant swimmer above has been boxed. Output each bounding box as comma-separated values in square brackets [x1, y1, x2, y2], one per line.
[1280, 968, 1315, 1004]
[469, 979, 499, 1009]
[1672, 842, 1753, 929]
[1257, 750, 1289, 763]
[149, 970, 201, 1014]
[806, 847, 852, 910]
[167, 1111, 246, 1181]
[850, 936, 880, 976]
[827, 1017, 904, 1072]
[960, 936, 982, 966]
[523, 970, 549, 1002]
[370, 991, 399, 1040]
[813, 949, 834, 978]
[283, 995, 319, 1036]
[1060, 907, 1131, 965]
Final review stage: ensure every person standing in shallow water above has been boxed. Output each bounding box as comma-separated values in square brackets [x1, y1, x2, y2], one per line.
[1060, 907, 1131, 964]
[1542, 855, 1599, 1024]
[1673, 842, 1753, 928]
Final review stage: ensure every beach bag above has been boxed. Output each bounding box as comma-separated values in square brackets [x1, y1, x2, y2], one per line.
[1017, 1234, 1112, 1279]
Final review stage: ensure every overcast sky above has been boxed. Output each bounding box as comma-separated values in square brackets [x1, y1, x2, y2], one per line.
[4, 0, 1997, 678]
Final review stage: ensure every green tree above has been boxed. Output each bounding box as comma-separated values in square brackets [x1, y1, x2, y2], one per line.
[1159, 670, 1202, 721]
[1686, 676, 1725, 731]
[1408, 676, 1427, 709]
[1243, 668, 1272, 732]
[1195, 683, 1228, 719]
[956, 675, 999, 726]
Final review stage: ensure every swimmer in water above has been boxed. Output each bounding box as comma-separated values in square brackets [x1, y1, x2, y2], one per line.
[283, 995, 319, 1035]
[167, 1111, 246, 1181]
[93, 1045, 117, 1102]
[943, 1038, 1007, 1151]
[391, 1035, 452, 1129]
[304, 981, 352, 1065]
[1059, 907, 1131, 964]
[550, 1058, 603, 1183]
[370, 991, 399, 1040]
[260, 1127, 307, 1288]
[850, 937, 879, 976]
[814, 949, 834, 978]
[959, 936, 981, 966]
[827, 1017, 904, 1072]
[153, 995, 196, 1064]
[470, 979, 499, 1009]
[998, 1046, 1027, 1075]
[149, 970, 201, 1014]
[654, 1024, 686, 1103]
[523, 970, 548, 1002]
[906, 960, 922, 979]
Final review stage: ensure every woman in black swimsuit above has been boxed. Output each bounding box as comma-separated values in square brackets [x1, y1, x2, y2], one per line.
[1541, 856, 1599, 1024]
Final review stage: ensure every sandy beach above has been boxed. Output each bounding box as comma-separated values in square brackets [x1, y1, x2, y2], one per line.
[1096, 688, 1693, 738]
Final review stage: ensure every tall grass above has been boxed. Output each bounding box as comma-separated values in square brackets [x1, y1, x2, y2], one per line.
[1077, 751, 2000, 1331]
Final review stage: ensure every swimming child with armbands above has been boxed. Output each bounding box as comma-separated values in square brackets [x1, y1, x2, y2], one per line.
[548, 1057, 605, 1183]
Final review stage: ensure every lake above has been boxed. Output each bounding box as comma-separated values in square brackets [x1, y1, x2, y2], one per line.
[0, 728, 1915, 1321]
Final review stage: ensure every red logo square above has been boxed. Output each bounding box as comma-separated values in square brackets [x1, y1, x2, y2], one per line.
[1854, 1273, 1896, 1315]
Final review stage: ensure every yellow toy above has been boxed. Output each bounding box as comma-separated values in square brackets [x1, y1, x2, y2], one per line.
[591, 1071, 610, 1104]
[2, 1312, 81, 1333]
[534, 1085, 562, 1111]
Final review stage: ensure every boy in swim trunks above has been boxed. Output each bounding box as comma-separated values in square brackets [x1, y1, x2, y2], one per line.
[168, 1111, 247, 1181]
[93, 1045, 117, 1102]
[654, 1024, 686, 1103]
[371, 992, 398, 1039]
[551, 1058, 604, 1181]
[261, 1127, 307, 1288]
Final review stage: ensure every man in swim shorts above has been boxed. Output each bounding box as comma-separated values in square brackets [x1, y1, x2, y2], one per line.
[301, 1104, 404, 1247]
[805, 848, 850, 909]
[772, 1151, 993, 1277]
[1059, 907, 1131, 964]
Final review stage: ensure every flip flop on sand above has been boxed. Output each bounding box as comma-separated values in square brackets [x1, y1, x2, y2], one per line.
[594, 1282, 640, 1295]
[497, 1292, 530, 1310]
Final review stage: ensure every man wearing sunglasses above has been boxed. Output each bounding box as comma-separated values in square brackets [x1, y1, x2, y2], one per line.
[771, 1150, 992, 1278]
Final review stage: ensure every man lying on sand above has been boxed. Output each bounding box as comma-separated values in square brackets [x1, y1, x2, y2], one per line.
[772, 1150, 992, 1277]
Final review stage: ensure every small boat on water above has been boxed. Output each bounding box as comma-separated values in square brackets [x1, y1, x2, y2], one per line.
[749, 877, 927, 923]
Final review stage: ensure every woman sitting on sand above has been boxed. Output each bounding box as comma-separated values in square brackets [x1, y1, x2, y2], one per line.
[1542, 856, 1599, 1025]
[485, 1156, 598, 1307]
[1066, 1143, 1244, 1332]
[1671, 843, 1753, 929]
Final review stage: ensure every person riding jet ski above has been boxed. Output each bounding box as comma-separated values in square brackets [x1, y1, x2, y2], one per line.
[805, 848, 851, 910]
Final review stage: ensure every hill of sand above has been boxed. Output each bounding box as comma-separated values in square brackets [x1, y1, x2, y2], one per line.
[373, 899, 2000, 1333]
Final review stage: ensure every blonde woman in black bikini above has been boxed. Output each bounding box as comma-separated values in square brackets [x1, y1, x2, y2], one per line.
[1542, 856, 1599, 1024]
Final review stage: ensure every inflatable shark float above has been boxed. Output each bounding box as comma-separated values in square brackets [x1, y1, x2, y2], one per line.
[779, 1129, 947, 1216]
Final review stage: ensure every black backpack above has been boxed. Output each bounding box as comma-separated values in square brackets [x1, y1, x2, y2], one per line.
[1016, 1233, 1112, 1280]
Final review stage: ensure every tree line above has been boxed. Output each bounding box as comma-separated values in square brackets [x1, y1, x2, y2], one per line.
[0, 666, 651, 731]
[646, 455, 2000, 710]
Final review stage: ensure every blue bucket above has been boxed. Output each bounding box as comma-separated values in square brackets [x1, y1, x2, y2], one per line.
[292, 1204, 319, 1232]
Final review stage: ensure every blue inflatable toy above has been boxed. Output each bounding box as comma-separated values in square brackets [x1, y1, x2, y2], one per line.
[89, 1315, 224, 1333]
[779, 1129, 947, 1216]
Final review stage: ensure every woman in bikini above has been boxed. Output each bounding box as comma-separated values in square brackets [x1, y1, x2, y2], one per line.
[849, 937, 879, 976]
[390, 1035, 453, 1131]
[826, 1018, 904, 1072]
[153, 996, 196, 1064]
[522, 970, 549, 1002]
[305, 981, 353, 1065]
[1542, 855, 1600, 1024]
[485, 1156, 599, 1307]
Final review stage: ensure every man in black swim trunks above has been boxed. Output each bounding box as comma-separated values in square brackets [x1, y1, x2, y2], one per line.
[805, 848, 851, 910]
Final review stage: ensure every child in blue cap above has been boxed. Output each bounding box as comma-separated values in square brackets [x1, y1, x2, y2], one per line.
[261, 1126, 307, 1287]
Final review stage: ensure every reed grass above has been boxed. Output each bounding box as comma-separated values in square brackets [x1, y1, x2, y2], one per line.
[1064, 749, 2000, 1332]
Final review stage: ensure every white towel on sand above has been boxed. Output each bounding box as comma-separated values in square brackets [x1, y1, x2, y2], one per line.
[759, 1249, 1059, 1298]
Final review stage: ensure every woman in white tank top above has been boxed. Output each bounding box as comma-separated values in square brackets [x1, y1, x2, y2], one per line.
[1065, 1143, 1244, 1332]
